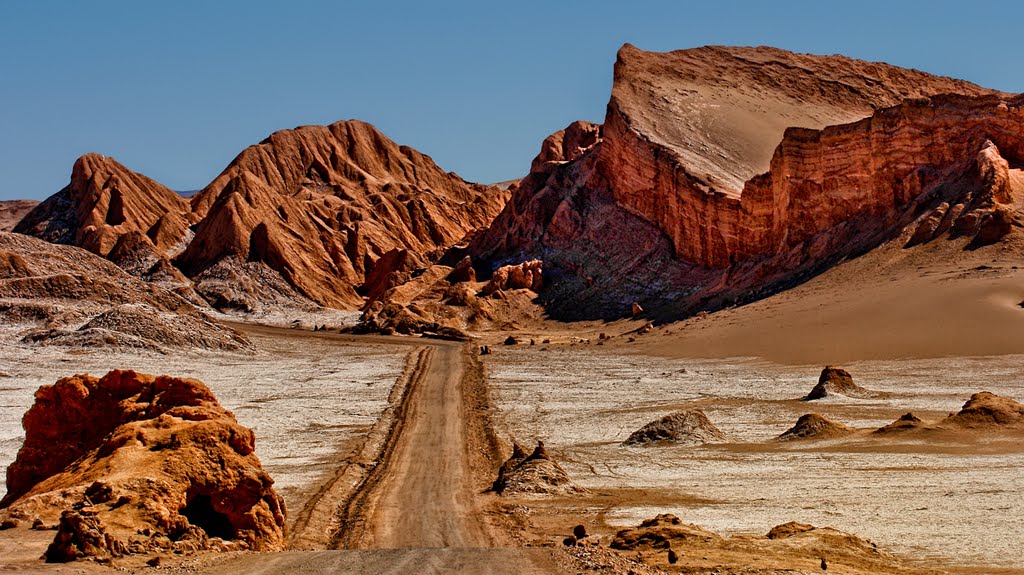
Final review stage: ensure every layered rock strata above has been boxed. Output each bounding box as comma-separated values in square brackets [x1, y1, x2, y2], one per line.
[473, 45, 1023, 319]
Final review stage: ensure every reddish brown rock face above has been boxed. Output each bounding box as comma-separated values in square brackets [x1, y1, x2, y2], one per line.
[1, 370, 286, 557]
[481, 260, 543, 295]
[15, 154, 194, 257]
[178, 120, 507, 308]
[473, 45, 1024, 319]
[18, 121, 508, 311]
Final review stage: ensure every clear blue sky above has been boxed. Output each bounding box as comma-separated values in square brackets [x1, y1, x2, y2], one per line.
[2, 1, 1022, 201]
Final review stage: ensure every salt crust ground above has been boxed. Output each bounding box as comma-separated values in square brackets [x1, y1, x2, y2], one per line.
[485, 347, 1024, 570]
[0, 328, 405, 516]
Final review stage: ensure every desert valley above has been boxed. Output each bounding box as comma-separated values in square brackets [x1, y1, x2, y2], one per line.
[2, 43, 1024, 575]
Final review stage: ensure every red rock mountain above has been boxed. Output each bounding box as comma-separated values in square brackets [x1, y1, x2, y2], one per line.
[473, 45, 1023, 319]
[181, 120, 507, 308]
[17, 121, 508, 310]
[15, 154, 194, 257]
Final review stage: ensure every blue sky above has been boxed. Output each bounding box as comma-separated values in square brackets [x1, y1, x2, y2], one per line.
[2, 1, 1022, 200]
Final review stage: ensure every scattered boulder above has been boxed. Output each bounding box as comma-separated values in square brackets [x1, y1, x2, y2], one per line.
[667, 548, 679, 564]
[0, 370, 286, 560]
[446, 256, 477, 284]
[944, 391, 1024, 429]
[573, 524, 588, 539]
[45, 510, 127, 563]
[776, 414, 855, 441]
[803, 367, 876, 400]
[493, 441, 584, 496]
[503, 335, 518, 346]
[631, 303, 644, 317]
[481, 260, 543, 295]
[874, 412, 925, 434]
[610, 514, 721, 550]
[622, 410, 727, 446]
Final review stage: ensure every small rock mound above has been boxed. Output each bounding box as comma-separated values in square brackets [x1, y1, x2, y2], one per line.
[874, 412, 925, 434]
[622, 410, 726, 446]
[610, 514, 721, 550]
[944, 391, 1024, 429]
[481, 260, 543, 295]
[493, 441, 583, 496]
[0, 370, 286, 561]
[776, 413, 855, 441]
[803, 367, 875, 400]
[766, 521, 816, 539]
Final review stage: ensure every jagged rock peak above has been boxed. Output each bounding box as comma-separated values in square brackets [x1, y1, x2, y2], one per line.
[179, 119, 508, 309]
[15, 153, 193, 257]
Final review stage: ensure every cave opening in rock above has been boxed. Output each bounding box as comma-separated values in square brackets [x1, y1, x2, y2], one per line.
[180, 494, 235, 540]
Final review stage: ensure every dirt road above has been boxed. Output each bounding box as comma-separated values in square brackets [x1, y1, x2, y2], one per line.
[207, 325, 567, 574]
[337, 344, 490, 548]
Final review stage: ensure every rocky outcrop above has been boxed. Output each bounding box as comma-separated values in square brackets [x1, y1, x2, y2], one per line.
[609, 514, 905, 573]
[15, 154, 194, 258]
[445, 255, 476, 284]
[0, 232, 250, 352]
[776, 413, 855, 441]
[766, 521, 816, 539]
[622, 410, 727, 446]
[610, 514, 721, 550]
[0, 370, 286, 560]
[493, 441, 583, 496]
[874, 412, 926, 434]
[0, 200, 38, 232]
[179, 120, 507, 309]
[943, 392, 1024, 429]
[355, 257, 546, 337]
[480, 260, 543, 295]
[473, 45, 1023, 319]
[803, 367, 877, 400]
[873, 393, 1024, 435]
[360, 248, 425, 304]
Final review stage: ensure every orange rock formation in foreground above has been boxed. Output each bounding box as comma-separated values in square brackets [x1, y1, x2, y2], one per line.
[0, 370, 286, 561]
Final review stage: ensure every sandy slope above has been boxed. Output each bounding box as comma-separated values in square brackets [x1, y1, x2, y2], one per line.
[631, 235, 1024, 365]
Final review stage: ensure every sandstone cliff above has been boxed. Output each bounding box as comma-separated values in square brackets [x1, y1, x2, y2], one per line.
[474, 45, 1023, 319]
